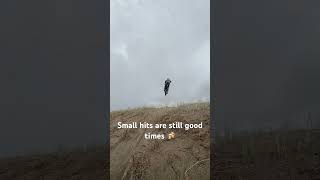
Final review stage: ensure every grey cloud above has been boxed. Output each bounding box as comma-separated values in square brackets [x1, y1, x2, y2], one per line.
[111, 0, 210, 110]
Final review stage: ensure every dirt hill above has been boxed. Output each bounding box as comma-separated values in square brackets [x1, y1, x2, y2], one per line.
[110, 102, 210, 180]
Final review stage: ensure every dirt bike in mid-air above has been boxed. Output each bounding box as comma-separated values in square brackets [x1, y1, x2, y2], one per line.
[164, 78, 172, 96]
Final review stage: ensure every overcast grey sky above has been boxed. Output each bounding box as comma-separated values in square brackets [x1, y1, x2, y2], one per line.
[111, 0, 210, 110]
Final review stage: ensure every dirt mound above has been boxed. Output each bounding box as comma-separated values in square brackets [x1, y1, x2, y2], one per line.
[110, 102, 210, 180]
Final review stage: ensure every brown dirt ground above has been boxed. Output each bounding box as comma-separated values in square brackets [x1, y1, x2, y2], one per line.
[110, 102, 210, 180]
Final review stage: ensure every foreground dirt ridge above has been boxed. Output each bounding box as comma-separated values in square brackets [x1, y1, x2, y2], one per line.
[110, 102, 210, 180]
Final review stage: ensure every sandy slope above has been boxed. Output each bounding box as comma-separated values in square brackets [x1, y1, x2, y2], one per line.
[110, 102, 210, 180]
